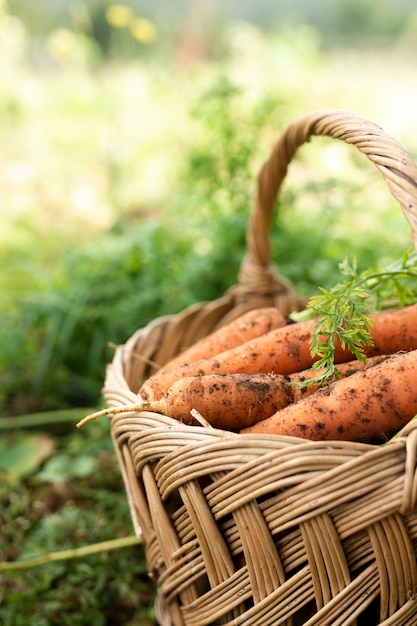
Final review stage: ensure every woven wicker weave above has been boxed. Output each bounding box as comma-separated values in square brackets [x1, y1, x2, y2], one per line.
[103, 109, 417, 625]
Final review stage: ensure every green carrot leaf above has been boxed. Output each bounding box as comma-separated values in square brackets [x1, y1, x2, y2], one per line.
[295, 250, 417, 389]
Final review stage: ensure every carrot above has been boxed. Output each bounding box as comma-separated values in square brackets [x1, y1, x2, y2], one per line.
[153, 307, 287, 376]
[141, 356, 390, 430]
[139, 317, 313, 401]
[241, 350, 417, 443]
[143, 373, 291, 430]
[287, 354, 390, 402]
[139, 304, 417, 401]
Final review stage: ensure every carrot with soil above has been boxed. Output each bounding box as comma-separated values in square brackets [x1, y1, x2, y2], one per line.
[143, 373, 292, 430]
[143, 356, 388, 429]
[75, 355, 395, 430]
[288, 354, 390, 401]
[82, 355, 385, 432]
[139, 317, 315, 401]
[241, 350, 417, 443]
[139, 303, 417, 401]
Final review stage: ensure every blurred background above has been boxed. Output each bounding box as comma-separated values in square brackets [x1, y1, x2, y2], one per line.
[1, 1, 417, 623]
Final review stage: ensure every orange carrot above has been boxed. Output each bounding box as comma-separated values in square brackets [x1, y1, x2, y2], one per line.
[241, 350, 417, 443]
[153, 307, 287, 376]
[139, 317, 314, 401]
[143, 373, 292, 430]
[139, 304, 417, 401]
[287, 354, 390, 402]
[141, 356, 390, 430]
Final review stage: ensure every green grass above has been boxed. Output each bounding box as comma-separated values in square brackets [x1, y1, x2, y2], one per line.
[0, 416, 157, 625]
[2, 10, 417, 624]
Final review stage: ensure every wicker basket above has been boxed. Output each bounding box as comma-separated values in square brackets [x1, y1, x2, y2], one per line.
[102, 109, 417, 625]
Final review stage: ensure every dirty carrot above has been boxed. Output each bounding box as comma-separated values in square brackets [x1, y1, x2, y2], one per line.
[138, 356, 389, 430]
[141, 373, 292, 430]
[139, 304, 417, 401]
[153, 307, 287, 377]
[139, 317, 314, 401]
[241, 350, 417, 443]
[76, 357, 388, 429]
[288, 354, 390, 402]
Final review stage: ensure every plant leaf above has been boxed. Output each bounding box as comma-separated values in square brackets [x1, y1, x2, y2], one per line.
[0, 433, 55, 483]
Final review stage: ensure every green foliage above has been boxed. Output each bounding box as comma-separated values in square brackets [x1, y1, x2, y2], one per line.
[180, 76, 277, 220]
[0, 432, 55, 484]
[0, 73, 282, 414]
[0, 419, 156, 625]
[167, 74, 286, 300]
[1, 222, 187, 412]
[300, 251, 417, 385]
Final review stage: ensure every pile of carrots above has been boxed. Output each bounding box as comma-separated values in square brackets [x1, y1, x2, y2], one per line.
[136, 304, 417, 444]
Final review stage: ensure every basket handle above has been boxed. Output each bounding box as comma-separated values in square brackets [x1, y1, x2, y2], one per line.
[240, 108, 417, 293]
